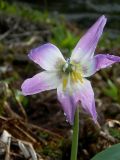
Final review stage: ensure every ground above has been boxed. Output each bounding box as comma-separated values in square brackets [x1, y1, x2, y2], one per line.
[0, 1, 120, 160]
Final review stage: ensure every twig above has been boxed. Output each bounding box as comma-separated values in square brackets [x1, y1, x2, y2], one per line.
[3, 101, 22, 119]
[99, 131, 117, 143]
[9, 86, 27, 121]
[14, 124, 37, 144]
[0, 130, 11, 160]
[0, 130, 43, 160]
[0, 22, 19, 41]
[9, 36, 39, 49]
[27, 123, 63, 139]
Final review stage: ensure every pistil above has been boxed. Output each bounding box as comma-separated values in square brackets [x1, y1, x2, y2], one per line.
[62, 61, 83, 91]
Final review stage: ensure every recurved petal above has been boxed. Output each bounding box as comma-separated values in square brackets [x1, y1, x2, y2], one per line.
[71, 15, 107, 63]
[57, 84, 77, 125]
[21, 71, 60, 95]
[57, 78, 97, 124]
[28, 43, 65, 71]
[73, 79, 97, 122]
[95, 54, 120, 72]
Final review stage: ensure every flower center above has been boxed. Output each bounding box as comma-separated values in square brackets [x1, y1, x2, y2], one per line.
[62, 59, 83, 91]
[63, 58, 73, 74]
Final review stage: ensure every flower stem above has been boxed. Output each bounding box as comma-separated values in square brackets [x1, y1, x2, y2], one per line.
[70, 107, 79, 160]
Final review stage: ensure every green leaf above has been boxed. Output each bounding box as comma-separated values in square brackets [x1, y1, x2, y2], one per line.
[103, 80, 119, 101]
[91, 143, 120, 160]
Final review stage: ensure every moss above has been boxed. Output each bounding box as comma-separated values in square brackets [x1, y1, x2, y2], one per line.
[109, 128, 120, 139]
[0, 0, 48, 23]
[37, 130, 64, 159]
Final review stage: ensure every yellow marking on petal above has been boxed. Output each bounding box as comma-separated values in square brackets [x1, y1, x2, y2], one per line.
[71, 72, 77, 82]
[62, 77, 68, 91]
[71, 71, 83, 83]
[71, 73, 75, 82]
[75, 72, 83, 83]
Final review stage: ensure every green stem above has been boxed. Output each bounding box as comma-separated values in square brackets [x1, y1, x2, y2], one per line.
[70, 107, 79, 160]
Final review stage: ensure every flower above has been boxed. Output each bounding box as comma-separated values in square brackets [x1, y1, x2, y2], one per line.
[21, 15, 120, 125]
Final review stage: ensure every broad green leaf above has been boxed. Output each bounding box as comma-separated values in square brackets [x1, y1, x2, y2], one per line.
[91, 143, 120, 160]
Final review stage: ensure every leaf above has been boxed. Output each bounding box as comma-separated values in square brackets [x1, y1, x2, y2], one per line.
[91, 143, 120, 160]
[103, 80, 118, 101]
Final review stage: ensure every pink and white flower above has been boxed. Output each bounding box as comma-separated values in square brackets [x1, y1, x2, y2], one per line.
[21, 15, 120, 125]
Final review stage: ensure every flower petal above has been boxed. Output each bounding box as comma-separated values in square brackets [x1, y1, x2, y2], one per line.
[28, 43, 65, 71]
[95, 54, 120, 72]
[81, 54, 120, 77]
[73, 79, 97, 122]
[57, 77, 97, 124]
[57, 84, 77, 125]
[71, 15, 107, 62]
[81, 58, 96, 77]
[21, 71, 60, 95]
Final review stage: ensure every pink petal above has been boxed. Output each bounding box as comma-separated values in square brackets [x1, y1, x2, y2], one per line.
[28, 43, 65, 71]
[81, 58, 96, 77]
[73, 79, 97, 122]
[21, 71, 60, 95]
[57, 84, 77, 125]
[71, 15, 107, 62]
[95, 54, 120, 72]
[82, 54, 120, 77]
[57, 79, 97, 125]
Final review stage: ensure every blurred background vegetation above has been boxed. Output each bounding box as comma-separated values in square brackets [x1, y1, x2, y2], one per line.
[0, 0, 120, 160]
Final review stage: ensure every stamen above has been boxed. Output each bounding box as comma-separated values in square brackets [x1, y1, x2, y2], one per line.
[75, 72, 83, 83]
[61, 60, 83, 91]
[71, 72, 77, 82]
[63, 63, 68, 72]
[71, 71, 83, 83]
[66, 58, 70, 63]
